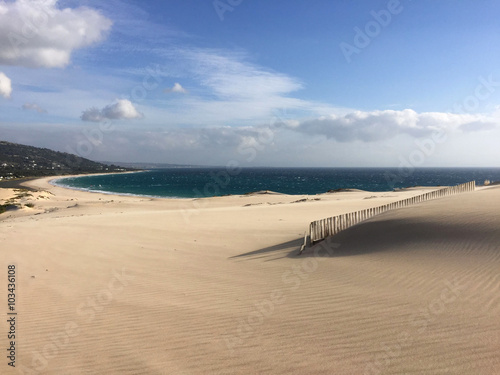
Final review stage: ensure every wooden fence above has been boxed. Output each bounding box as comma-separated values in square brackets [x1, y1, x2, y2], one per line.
[299, 181, 476, 254]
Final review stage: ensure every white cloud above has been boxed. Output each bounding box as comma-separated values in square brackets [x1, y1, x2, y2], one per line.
[4, 116, 500, 167]
[290, 109, 497, 142]
[164, 82, 188, 94]
[133, 48, 338, 127]
[0, 72, 12, 98]
[22, 102, 47, 113]
[105, 48, 351, 128]
[0, 0, 112, 68]
[81, 99, 143, 122]
[459, 121, 497, 132]
[182, 49, 303, 101]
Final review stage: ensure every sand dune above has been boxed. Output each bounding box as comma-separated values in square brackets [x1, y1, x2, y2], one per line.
[0, 178, 499, 374]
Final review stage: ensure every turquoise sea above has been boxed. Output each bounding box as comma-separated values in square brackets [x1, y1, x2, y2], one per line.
[53, 167, 500, 199]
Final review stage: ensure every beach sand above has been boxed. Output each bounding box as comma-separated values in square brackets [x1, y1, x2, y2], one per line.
[1, 177, 499, 374]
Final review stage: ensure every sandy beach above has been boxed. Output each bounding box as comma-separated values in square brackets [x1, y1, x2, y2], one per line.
[1, 177, 499, 374]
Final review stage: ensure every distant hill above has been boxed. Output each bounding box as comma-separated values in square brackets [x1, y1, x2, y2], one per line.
[100, 161, 207, 169]
[0, 141, 134, 180]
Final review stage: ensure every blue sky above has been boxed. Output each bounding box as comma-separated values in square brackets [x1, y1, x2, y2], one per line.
[1, 0, 500, 166]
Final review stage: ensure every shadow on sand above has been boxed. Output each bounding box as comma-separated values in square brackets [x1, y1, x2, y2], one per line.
[230, 216, 499, 261]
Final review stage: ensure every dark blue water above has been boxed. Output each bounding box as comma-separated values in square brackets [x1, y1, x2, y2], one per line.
[54, 168, 500, 198]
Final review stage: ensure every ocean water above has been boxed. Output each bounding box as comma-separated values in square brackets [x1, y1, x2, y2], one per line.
[53, 167, 500, 199]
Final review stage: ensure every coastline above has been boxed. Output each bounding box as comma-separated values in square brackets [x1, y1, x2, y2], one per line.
[0, 170, 145, 192]
[29, 167, 497, 200]
[0, 177, 41, 191]
[13, 172, 454, 201]
[47, 170, 163, 198]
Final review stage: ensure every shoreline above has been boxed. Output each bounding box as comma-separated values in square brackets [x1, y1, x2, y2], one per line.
[2, 166, 497, 201]
[48, 169, 147, 187]
[22, 171, 480, 200]
[29, 174, 449, 201]
[1, 172, 493, 208]
[0, 170, 145, 191]
[47, 170, 166, 199]
[0, 177, 41, 191]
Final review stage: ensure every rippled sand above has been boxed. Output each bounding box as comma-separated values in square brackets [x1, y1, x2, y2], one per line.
[1, 177, 499, 374]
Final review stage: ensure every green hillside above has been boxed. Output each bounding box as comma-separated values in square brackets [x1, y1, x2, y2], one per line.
[0, 141, 133, 179]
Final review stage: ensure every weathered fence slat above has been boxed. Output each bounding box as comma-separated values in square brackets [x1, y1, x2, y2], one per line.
[302, 181, 476, 251]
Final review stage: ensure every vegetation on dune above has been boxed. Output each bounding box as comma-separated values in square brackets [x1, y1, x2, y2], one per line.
[0, 203, 19, 214]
